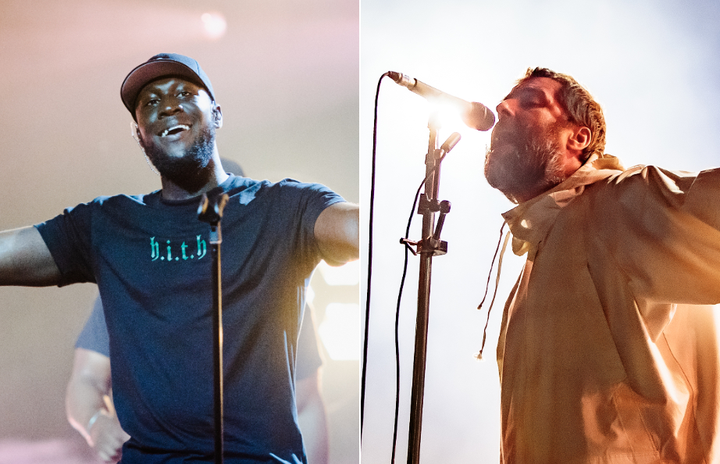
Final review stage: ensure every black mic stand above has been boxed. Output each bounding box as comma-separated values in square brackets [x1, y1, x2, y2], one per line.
[198, 190, 229, 464]
[401, 114, 458, 464]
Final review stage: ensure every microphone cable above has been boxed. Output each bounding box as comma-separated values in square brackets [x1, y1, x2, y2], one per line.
[389, 178, 425, 463]
[360, 72, 387, 438]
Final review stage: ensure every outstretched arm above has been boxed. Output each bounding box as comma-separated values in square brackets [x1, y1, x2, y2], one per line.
[66, 348, 130, 463]
[314, 202, 359, 266]
[0, 226, 60, 286]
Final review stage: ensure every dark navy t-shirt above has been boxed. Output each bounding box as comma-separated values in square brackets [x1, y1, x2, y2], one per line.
[75, 295, 323, 381]
[38, 175, 342, 463]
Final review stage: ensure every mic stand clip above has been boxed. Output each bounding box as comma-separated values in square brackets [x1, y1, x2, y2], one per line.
[400, 197, 451, 256]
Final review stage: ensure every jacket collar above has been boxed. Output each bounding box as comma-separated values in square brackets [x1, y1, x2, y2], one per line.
[501, 154, 624, 257]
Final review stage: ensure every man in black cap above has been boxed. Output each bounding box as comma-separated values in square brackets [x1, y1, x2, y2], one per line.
[0, 53, 358, 463]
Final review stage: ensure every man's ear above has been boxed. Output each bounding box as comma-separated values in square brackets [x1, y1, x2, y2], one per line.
[130, 121, 142, 144]
[567, 126, 591, 152]
[212, 104, 223, 129]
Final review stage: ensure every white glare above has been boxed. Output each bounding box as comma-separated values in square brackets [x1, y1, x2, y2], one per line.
[201, 12, 227, 40]
[318, 260, 360, 286]
[306, 285, 315, 305]
[318, 303, 360, 360]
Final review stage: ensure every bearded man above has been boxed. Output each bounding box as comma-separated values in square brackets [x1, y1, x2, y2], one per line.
[484, 67, 720, 463]
[0, 53, 358, 463]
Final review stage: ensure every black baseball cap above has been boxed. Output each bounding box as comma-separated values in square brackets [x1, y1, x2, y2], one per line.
[120, 53, 216, 119]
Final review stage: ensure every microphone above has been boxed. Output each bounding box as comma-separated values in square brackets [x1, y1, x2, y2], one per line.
[387, 71, 495, 131]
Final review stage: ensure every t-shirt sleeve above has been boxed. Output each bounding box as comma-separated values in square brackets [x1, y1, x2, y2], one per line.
[75, 294, 111, 357]
[34, 202, 97, 286]
[293, 180, 345, 232]
[279, 180, 345, 268]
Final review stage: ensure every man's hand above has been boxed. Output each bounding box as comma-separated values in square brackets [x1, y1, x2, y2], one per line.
[67, 348, 130, 463]
[297, 371, 329, 464]
[88, 409, 131, 463]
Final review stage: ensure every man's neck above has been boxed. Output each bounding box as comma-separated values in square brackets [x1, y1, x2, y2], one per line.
[160, 158, 230, 201]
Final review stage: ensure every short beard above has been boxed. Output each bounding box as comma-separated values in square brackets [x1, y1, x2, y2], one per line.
[141, 126, 217, 195]
[484, 123, 567, 204]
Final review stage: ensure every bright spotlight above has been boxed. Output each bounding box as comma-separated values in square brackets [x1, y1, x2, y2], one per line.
[317, 260, 360, 286]
[428, 100, 473, 136]
[318, 303, 360, 360]
[201, 12, 227, 40]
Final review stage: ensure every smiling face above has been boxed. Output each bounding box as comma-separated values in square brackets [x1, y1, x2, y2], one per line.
[134, 77, 223, 193]
[484, 77, 587, 203]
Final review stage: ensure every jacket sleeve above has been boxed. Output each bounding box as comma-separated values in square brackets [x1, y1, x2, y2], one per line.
[592, 165, 720, 305]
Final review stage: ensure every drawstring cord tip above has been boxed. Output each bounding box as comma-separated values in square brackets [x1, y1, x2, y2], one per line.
[476, 222, 510, 364]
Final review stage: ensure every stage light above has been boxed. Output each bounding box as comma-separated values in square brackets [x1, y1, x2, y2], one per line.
[201, 12, 227, 40]
[306, 285, 316, 305]
[316, 260, 360, 286]
[318, 303, 360, 360]
[426, 100, 474, 137]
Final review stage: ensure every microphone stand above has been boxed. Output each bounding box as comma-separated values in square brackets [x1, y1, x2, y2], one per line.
[403, 114, 456, 464]
[198, 190, 229, 464]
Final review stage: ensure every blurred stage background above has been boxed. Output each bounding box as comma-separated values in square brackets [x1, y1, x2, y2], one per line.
[0, 0, 358, 462]
[360, 0, 720, 462]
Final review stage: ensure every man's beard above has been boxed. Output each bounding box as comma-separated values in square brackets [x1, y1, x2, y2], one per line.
[484, 122, 567, 204]
[140, 126, 216, 194]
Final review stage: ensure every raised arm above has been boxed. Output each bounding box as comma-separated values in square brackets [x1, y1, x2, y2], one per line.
[314, 202, 359, 266]
[0, 226, 60, 286]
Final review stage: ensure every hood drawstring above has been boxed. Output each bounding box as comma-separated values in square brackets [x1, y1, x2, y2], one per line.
[476, 222, 511, 361]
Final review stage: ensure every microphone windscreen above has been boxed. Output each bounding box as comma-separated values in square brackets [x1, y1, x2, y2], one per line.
[464, 102, 496, 131]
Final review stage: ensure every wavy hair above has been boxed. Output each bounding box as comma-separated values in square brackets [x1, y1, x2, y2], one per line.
[520, 68, 606, 163]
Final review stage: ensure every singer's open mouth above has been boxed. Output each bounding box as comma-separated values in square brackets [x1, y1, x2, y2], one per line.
[159, 125, 190, 137]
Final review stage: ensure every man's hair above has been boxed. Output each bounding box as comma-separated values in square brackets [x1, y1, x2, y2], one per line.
[520, 68, 606, 163]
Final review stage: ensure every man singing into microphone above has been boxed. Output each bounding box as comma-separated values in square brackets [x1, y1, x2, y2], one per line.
[485, 67, 720, 463]
[0, 53, 358, 463]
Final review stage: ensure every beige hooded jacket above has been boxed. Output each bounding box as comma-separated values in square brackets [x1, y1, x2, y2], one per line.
[498, 154, 720, 463]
